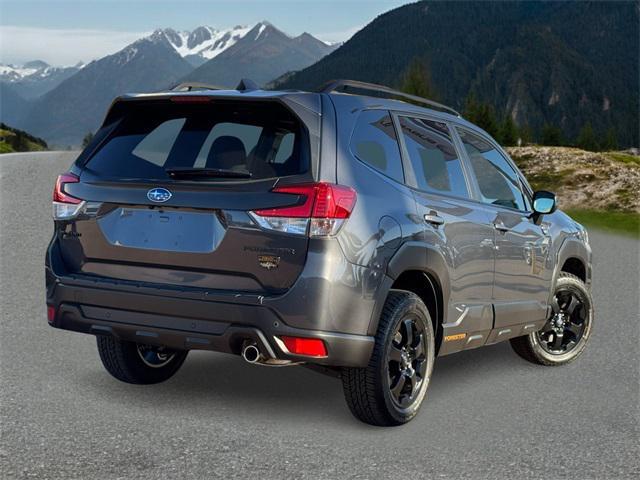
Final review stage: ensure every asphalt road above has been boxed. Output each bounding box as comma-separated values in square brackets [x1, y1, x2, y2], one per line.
[1, 151, 638, 479]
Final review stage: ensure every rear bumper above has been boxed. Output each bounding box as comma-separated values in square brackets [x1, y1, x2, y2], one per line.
[47, 275, 374, 367]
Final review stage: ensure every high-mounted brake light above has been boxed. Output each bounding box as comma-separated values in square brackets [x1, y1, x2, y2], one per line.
[52, 173, 85, 220]
[249, 182, 357, 237]
[170, 96, 212, 103]
[280, 336, 327, 357]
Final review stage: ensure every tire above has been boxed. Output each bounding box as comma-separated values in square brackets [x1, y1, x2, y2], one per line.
[96, 336, 188, 384]
[342, 290, 435, 426]
[510, 272, 593, 366]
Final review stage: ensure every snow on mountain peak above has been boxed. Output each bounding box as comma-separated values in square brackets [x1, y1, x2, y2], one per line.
[0, 61, 82, 83]
[0, 64, 40, 81]
[150, 25, 252, 61]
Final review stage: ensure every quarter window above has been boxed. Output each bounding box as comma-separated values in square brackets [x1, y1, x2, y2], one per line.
[457, 129, 527, 210]
[399, 116, 469, 198]
[350, 110, 404, 183]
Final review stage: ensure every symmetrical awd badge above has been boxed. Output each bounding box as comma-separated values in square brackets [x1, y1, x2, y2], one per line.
[258, 255, 280, 270]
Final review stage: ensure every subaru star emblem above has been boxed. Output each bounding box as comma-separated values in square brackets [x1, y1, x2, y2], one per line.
[147, 187, 172, 203]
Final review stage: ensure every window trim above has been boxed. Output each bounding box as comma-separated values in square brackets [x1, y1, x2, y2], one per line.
[348, 108, 407, 185]
[453, 125, 532, 215]
[392, 111, 474, 202]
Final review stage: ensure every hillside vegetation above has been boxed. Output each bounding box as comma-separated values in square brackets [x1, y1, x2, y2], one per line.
[278, 1, 638, 148]
[0, 123, 48, 153]
[508, 146, 639, 236]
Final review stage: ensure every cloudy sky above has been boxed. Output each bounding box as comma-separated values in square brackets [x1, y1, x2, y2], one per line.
[0, 0, 409, 65]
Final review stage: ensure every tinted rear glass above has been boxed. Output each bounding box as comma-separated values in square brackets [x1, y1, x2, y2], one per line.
[84, 100, 309, 180]
[350, 110, 404, 183]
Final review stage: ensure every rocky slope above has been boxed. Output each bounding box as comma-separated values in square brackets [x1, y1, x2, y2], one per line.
[507, 146, 640, 213]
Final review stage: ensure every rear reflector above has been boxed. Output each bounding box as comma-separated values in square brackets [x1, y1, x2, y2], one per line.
[47, 305, 56, 324]
[250, 182, 356, 237]
[280, 336, 327, 357]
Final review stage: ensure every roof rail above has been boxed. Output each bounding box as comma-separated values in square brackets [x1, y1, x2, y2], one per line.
[170, 82, 225, 92]
[317, 79, 461, 117]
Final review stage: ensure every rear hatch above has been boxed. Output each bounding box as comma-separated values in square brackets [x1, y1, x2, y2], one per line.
[55, 97, 319, 293]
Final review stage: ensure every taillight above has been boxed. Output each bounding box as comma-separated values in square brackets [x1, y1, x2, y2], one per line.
[250, 182, 356, 237]
[52, 173, 84, 220]
[280, 336, 327, 357]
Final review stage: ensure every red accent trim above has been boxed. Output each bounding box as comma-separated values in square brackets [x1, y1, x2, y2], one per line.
[53, 173, 81, 204]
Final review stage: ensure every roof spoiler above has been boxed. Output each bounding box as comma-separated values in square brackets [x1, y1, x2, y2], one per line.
[317, 79, 461, 117]
[169, 78, 260, 93]
[170, 82, 224, 92]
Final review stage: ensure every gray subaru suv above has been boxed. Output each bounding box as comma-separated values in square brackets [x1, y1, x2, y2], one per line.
[46, 80, 593, 426]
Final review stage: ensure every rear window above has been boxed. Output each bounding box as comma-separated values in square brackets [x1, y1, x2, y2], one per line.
[84, 100, 309, 180]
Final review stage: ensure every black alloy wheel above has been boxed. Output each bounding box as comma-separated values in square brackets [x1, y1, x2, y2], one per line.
[536, 288, 588, 354]
[387, 316, 428, 408]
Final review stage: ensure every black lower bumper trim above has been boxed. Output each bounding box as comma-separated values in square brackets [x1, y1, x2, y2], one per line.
[52, 303, 374, 367]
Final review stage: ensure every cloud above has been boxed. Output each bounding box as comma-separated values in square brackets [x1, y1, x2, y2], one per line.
[315, 24, 363, 45]
[0, 26, 148, 66]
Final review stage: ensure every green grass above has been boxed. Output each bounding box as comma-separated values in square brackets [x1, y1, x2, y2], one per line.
[605, 152, 640, 166]
[565, 209, 640, 238]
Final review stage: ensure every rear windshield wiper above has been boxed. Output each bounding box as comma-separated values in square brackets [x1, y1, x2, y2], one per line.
[165, 167, 252, 179]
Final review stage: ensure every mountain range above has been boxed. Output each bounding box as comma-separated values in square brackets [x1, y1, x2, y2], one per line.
[2, 2, 637, 149]
[276, 1, 639, 147]
[183, 23, 336, 87]
[0, 60, 83, 99]
[0, 21, 336, 146]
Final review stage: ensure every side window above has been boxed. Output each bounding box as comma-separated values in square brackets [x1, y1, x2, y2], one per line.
[398, 116, 469, 198]
[350, 110, 404, 183]
[457, 129, 526, 210]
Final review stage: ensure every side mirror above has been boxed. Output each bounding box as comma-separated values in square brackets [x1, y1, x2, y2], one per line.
[532, 190, 557, 216]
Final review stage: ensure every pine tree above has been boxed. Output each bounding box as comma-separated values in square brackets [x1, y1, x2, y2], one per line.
[518, 124, 533, 145]
[477, 103, 499, 139]
[463, 93, 499, 139]
[576, 122, 599, 151]
[82, 132, 94, 148]
[601, 127, 618, 151]
[400, 58, 438, 101]
[463, 92, 481, 122]
[498, 115, 518, 146]
[541, 123, 563, 146]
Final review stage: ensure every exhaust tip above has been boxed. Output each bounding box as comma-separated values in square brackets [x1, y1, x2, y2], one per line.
[242, 343, 261, 363]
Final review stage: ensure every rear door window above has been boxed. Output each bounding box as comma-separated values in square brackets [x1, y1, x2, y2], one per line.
[350, 110, 404, 183]
[84, 101, 308, 180]
[398, 116, 469, 198]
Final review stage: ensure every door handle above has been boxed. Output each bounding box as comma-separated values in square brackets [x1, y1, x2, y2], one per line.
[494, 221, 510, 233]
[424, 212, 444, 227]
